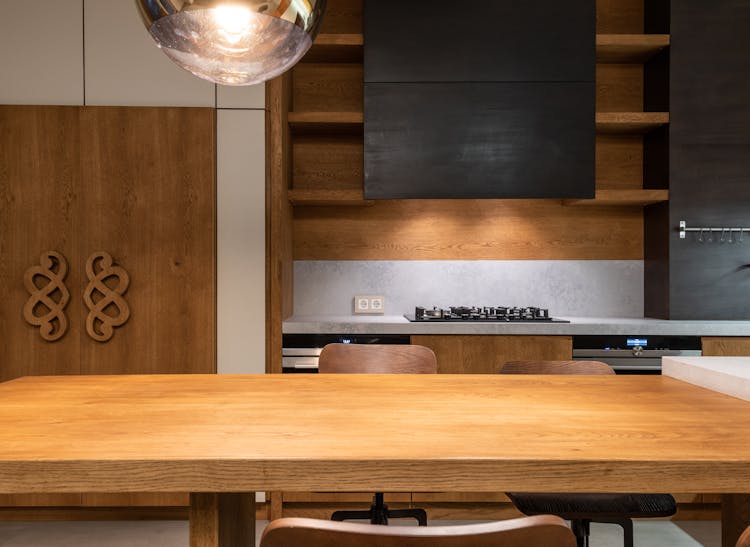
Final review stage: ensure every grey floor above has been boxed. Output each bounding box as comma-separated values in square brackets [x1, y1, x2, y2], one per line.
[0, 519, 720, 546]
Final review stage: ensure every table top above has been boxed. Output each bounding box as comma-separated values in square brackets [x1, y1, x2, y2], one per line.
[1, 374, 750, 494]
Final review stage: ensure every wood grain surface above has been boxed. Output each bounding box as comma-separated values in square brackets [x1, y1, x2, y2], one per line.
[0, 106, 82, 382]
[412, 336, 573, 374]
[294, 201, 643, 260]
[702, 338, 750, 357]
[77, 107, 216, 375]
[1, 373, 750, 494]
[596, 0, 643, 33]
[266, 74, 295, 375]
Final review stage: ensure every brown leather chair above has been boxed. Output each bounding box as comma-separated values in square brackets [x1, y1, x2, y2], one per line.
[318, 343, 437, 525]
[500, 360, 677, 547]
[737, 525, 750, 547]
[261, 515, 577, 547]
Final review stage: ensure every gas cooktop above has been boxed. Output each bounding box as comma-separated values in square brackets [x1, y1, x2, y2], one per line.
[405, 306, 570, 323]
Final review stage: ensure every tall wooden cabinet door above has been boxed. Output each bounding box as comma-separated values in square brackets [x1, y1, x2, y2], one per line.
[78, 107, 216, 375]
[0, 106, 83, 382]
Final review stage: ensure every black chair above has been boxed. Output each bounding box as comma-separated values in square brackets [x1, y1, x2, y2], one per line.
[500, 360, 677, 547]
[318, 343, 437, 526]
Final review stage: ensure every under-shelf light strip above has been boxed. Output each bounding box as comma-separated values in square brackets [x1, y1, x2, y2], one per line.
[679, 221, 750, 242]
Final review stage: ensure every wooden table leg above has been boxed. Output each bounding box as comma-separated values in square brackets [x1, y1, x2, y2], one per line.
[722, 494, 750, 547]
[190, 493, 256, 547]
[268, 491, 283, 521]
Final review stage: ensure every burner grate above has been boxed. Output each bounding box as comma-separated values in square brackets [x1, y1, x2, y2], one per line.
[406, 306, 569, 323]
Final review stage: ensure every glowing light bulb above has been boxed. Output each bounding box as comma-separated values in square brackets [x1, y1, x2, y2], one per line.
[213, 5, 253, 46]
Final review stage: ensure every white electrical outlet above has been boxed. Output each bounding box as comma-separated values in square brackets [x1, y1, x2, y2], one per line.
[354, 296, 370, 314]
[353, 295, 385, 315]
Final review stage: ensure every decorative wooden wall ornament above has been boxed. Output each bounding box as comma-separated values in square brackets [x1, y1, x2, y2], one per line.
[22, 251, 71, 342]
[83, 251, 130, 343]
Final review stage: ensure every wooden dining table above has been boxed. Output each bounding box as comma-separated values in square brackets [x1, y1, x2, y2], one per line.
[1, 373, 750, 546]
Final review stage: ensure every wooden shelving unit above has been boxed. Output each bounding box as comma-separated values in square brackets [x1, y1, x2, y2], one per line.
[287, 28, 672, 206]
[563, 189, 669, 206]
[596, 112, 669, 133]
[288, 188, 372, 206]
[596, 34, 670, 63]
[305, 33, 364, 62]
[287, 111, 363, 133]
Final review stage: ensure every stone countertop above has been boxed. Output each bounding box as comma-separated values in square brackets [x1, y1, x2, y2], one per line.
[283, 315, 750, 336]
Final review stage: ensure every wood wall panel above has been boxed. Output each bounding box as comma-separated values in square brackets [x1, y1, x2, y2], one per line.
[293, 201, 643, 260]
[596, 64, 643, 112]
[410, 335, 573, 374]
[701, 337, 750, 357]
[596, 135, 643, 189]
[317, 0, 362, 34]
[292, 136, 363, 190]
[78, 107, 216, 375]
[596, 0, 643, 33]
[0, 106, 82, 383]
[267, 74, 295, 375]
[292, 64, 363, 112]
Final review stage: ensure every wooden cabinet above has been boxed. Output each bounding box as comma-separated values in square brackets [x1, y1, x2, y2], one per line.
[0, 107, 83, 381]
[0, 105, 215, 509]
[702, 338, 750, 357]
[83, 0, 214, 106]
[646, 0, 750, 319]
[410, 335, 572, 374]
[363, 0, 595, 199]
[364, 82, 594, 199]
[365, 0, 594, 83]
[0, 105, 216, 380]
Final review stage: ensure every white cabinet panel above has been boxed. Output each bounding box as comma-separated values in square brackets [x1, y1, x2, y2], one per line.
[217, 84, 266, 109]
[83, 0, 214, 106]
[0, 0, 84, 105]
[217, 110, 266, 374]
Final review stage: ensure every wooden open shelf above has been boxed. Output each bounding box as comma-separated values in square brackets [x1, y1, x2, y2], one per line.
[305, 33, 670, 64]
[596, 34, 670, 63]
[288, 111, 670, 135]
[304, 33, 364, 63]
[563, 189, 669, 206]
[596, 112, 669, 134]
[288, 111, 364, 133]
[288, 188, 373, 206]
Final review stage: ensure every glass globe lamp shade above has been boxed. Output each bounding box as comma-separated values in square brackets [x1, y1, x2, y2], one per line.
[135, 0, 326, 86]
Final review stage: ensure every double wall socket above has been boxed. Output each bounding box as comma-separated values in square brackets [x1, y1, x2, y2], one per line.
[353, 295, 385, 315]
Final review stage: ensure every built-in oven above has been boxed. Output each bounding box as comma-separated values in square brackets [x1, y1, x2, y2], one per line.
[573, 335, 702, 374]
[282, 334, 411, 373]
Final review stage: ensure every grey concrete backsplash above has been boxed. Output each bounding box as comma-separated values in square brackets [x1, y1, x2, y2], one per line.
[293, 261, 644, 318]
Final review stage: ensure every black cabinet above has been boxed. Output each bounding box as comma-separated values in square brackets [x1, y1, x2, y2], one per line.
[364, 0, 595, 83]
[645, 0, 750, 319]
[364, 82, 594, 199]
[363, 0, 595, 199]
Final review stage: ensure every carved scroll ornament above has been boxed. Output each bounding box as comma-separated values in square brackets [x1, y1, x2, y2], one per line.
[23, 251, 70, 342]
[83, 251, 130, 343]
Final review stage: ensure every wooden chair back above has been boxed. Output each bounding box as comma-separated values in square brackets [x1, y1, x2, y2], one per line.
[260, 516, 576, 547]
[737, 525, 750, 547]
[501, 360, 615, 375]
[318, 343, 437, 374]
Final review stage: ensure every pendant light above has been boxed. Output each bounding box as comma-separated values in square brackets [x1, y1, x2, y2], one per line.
[135, 0, 326, 86]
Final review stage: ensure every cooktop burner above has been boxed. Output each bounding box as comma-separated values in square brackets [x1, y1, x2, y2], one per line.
[405, 306, 569, 323]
